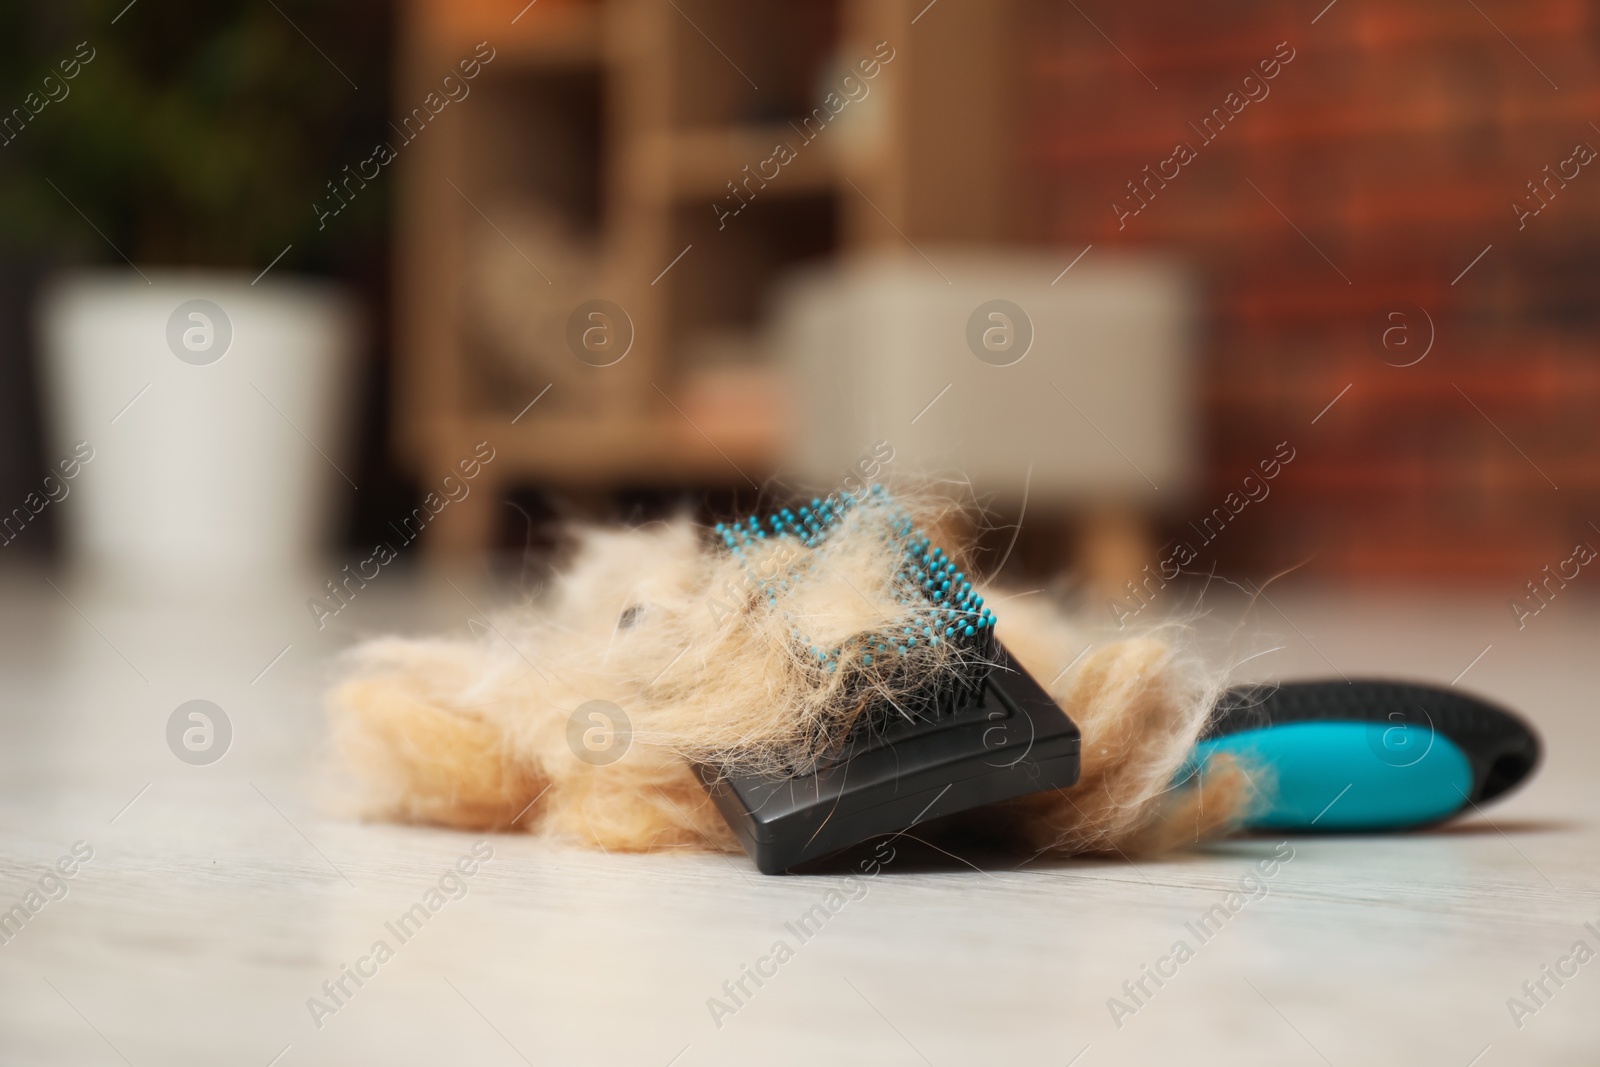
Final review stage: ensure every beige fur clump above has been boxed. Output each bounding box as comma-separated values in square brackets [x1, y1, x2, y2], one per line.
[327, 492, 1253, 861]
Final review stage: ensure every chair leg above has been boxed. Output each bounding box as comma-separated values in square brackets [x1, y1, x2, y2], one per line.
[1078, 504, 1154, 604]
[424, 472, 502, 559]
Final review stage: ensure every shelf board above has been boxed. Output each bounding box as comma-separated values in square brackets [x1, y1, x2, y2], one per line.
[431, 413, 779, 484]
[415, 0, 603, 67]
[419, 363, 790, 485]
[634, 126, 840, 203]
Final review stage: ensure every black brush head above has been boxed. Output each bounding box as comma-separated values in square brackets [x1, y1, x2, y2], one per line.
[699, 488, 1080, 873]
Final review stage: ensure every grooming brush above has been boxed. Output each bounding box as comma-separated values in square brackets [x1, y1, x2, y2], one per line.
[694, 488, 1080, 874]
[1189, 680, 1541, 831]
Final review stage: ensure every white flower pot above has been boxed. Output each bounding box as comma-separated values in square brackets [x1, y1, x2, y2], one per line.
[38, 270, 360, 579]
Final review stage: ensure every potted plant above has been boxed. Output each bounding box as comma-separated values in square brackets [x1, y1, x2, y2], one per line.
[0, 0, 389, 577]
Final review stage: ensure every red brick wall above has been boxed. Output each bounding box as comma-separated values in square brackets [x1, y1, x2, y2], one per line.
[1026, 0, 1600, 580]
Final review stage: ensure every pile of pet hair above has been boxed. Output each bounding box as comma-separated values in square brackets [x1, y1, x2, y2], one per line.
[328, 490, 1252, 859]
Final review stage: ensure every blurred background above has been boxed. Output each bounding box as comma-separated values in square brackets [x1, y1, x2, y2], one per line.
[6, 5, 1600, 1062]
[3, 0, 1598, 607]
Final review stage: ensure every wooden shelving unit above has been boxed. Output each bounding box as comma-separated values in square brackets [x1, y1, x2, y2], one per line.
[393, 0, 1029, 553]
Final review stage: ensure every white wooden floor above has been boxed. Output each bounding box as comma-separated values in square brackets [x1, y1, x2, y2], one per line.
[0, 562, 1595, 1066]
